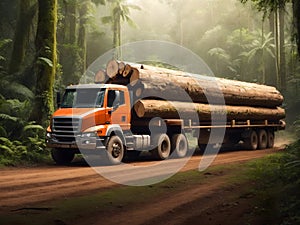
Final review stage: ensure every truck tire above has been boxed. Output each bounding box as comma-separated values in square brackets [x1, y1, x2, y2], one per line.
[105, 135, 124, 165]
[244, 130, 258, 150]
[267, 130, 275, 148]
[51, 148, 75, 165]
[151, 133, 171, 160]
[171, 134, 188, 158]
[257, 129, 268, 149]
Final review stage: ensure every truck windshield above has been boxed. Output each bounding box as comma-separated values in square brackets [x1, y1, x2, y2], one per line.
[61, 88, 105, 108]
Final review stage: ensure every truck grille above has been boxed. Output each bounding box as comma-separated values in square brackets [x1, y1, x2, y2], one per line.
[52, 117, 81, 143]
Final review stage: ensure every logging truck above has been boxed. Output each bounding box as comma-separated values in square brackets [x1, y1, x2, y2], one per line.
[46, 62, 285, 165]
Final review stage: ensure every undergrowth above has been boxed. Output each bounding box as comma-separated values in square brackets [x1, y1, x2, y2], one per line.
[247, 140, 300, 225]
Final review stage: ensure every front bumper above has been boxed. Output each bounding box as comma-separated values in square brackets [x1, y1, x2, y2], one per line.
[46, 133, 107, 150]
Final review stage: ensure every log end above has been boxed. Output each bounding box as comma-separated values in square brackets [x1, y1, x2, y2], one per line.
[106, 59, 119, 78]
[94, 69, 106, 84]
[134, 101, 145, 117]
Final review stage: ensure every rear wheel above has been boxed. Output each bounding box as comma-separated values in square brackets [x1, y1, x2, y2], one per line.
[151, 133, 171, 160]
[51, 148, 75, 165]
[257, 129, 268, 149]
[267, 130, 275, 148]
[105, 135, 124, 165]
[171, 134, 188, 158]
[244, 130, 258, 150]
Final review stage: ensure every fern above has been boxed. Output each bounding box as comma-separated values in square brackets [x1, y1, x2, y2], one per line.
[0, 126, 7, 137]
[0, 145, 13, 156]
[23, 124, 44, 132]
[0, 113, 18, 122]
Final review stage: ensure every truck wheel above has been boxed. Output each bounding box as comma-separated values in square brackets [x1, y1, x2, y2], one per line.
[51, 148, 75, 165]
[171, 134, 188, 158]
[267, 130, 275, 148]
[244, 130, 258, 150]
[105, 136, 124, 165]
[151, 133, 171, 160]
[257, 129, 268, 149]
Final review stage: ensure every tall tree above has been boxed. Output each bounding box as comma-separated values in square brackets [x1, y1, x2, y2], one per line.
[102, 0, 140, 59]
[8, 0, 36, 74]
[240, 0, 289, 90]
[292, 0, 300, 56]
[31, 0, 58, 125]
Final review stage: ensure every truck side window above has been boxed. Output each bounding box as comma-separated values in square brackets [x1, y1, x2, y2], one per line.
[107, 90, 116, 107]
[107, 90, 125, 107]
[119, 91, 125, 105]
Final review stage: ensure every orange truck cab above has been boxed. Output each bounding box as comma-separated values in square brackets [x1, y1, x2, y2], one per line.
[47, 83, 180, 165]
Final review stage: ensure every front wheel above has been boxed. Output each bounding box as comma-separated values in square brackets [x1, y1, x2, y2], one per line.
[51, 148, 75, 165]
[105, 135, 124, 165]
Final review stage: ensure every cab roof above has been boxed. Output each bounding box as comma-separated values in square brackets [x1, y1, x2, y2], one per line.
[66, 83, 127, 90]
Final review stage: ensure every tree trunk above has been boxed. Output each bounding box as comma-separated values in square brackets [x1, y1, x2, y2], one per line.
[293, 0, 300, 56]
[78, 0, 89, 74]
[8, 0, 36, 74]
[274, 10, 280, 88]
[31, 0, 57, 126]
[279, 4, 286, 91]
[69, 0, 77, 44]
[267, 12, 277, 86]
[134, 99, 285, 122]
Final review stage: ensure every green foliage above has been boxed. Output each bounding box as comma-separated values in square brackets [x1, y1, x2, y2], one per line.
[247, 140, 300, 224]
[0, 97, 48, 166]
[293, 117, 300, 137]
[0, 134, 48, 166]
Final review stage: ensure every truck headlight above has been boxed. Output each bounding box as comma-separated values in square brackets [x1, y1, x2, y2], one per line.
[81, 132, 97, 138]
[46, 132, 52, 138]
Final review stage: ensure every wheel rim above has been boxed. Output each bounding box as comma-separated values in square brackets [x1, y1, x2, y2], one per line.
[161, 140, 169, 153]
[178, 140, 185, 153]
[112, 142, 121, 158]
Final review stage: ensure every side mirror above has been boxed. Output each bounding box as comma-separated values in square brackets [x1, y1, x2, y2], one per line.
[56, 92, 61, 108]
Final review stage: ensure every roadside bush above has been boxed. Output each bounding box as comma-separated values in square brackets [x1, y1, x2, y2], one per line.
[0, 98, 49, 166]
[248, 140, 300, 225]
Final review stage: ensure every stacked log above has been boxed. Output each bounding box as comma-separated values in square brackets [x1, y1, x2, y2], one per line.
[95, 60, 285, 122]
[134, 100, 285, 121]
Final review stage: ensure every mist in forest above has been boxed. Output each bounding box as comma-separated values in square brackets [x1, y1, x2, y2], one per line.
[89, 0, 279, 82]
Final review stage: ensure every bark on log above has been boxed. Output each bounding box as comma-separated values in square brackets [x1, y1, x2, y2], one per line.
[106, 59, 119, 78]
[134, 99, 285, 121]
[134, 68, 283, 108]
[94, 69, 107, 84]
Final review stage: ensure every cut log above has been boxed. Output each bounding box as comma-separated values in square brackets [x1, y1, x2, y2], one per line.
[123, 64, 132, 77]
[94, 69, 107, 84]
[132, 68, 283, 108]
[134, 99, 286, 121]
[118, 61, 126, 75]
[130, 68, 140, 86]
[106, 59, 119, 78]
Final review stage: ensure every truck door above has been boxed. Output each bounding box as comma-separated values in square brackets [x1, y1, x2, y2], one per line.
[106, 89, 130, 130]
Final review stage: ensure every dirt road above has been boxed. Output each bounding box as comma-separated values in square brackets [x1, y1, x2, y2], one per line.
[0, 147, 284, 213]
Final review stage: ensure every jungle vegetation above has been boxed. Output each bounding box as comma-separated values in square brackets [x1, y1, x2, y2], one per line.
[0, 0, 299, 165]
